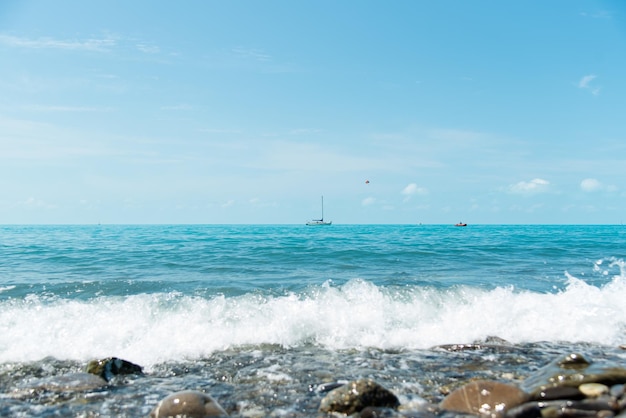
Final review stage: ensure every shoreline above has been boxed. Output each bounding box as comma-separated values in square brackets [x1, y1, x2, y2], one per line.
[3, 340, 626, 416]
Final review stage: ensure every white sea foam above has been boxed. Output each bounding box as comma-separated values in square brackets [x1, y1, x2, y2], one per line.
[1, 260, 626, 366]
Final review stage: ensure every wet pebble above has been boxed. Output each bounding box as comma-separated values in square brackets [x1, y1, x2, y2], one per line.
[579, 383, 610, 398]
[319, 378, 400, 415]
[86, 357, 143, 382]
[439, 380, 529, 417]
[150, 390, 228, 418]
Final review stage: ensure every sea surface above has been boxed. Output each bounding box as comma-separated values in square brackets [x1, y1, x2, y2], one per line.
[1, 224, 626, 417]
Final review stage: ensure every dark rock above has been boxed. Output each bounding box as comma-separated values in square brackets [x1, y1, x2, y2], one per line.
[360, 406, 404, 417]
[86, 357, 143, 382]
[530, 386, 585, 401]
[433, 337, 516, 353]
[508, 398, 618, 418]
[541, 406, 609, 418]
[439, 380, 529, 417]
[150, 390, 228, 418]
[505, 401, 543, 418]
[434, 343, 487, 352]
[550, 397, 618, 412]
[319, 378, 400, 415]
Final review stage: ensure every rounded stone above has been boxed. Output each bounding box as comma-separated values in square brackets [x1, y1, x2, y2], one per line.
[440, 380, 529, 417]
[86, 357, 143, 381]
[558, 353, 591, 367]
[319, 378, 400, 415]
[579, 382, 609, 397]
[150, 390, 228, 418]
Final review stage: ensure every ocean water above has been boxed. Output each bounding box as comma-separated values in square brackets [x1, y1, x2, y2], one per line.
[1, 224, 626, 416]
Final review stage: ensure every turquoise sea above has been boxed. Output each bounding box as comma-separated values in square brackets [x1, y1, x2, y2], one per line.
[1, 224, 626, 416]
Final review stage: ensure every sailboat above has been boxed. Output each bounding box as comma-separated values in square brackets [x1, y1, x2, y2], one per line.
[306, 196, 332, 226]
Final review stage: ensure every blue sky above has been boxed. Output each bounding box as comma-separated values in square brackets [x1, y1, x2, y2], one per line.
[1, 1, 625, 224]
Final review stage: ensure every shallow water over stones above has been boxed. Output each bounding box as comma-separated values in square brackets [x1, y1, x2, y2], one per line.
[2, 341, 626, 417]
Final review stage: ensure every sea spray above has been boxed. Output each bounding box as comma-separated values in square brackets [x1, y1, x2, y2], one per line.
[3, 272, 626, 366]
[2, 224, 626, 416]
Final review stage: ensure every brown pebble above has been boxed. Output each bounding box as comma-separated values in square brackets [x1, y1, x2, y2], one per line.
[150, 390, 228, 418]
[440, 380, 528, 417]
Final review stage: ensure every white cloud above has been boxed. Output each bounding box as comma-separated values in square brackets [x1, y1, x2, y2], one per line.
[580, 178, 618, 192]
[507, 178, 550, 194]
[136, 43, 160, 54]
[231, 47, 271, 62]
[402, 183, 428, 195]
[578, 74, 601, 95]
[579, 10, 612, 19]
[580, 178, 602, 192]
[362, 197, 376, 206]
[578, 75, 596, 88]
[249, 198, 276, 208]
[401, 183, 428, 202]
[0, 33, 164, 57]
[221, 200, 235, 208]
[21, 197, 57, 209]
[0, 34, 115, 51]
[288, 128, 322, 135]
[22, 105, 108, 112]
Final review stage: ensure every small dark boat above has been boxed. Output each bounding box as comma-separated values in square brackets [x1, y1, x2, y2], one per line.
[455, 222, 467, 227]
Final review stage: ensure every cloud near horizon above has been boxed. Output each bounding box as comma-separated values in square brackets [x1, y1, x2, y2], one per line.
[507, 178, 550, 194]
[580, 178, 617, 192]
[361, 197, 376, 206]
[401, 183, 428, 202]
